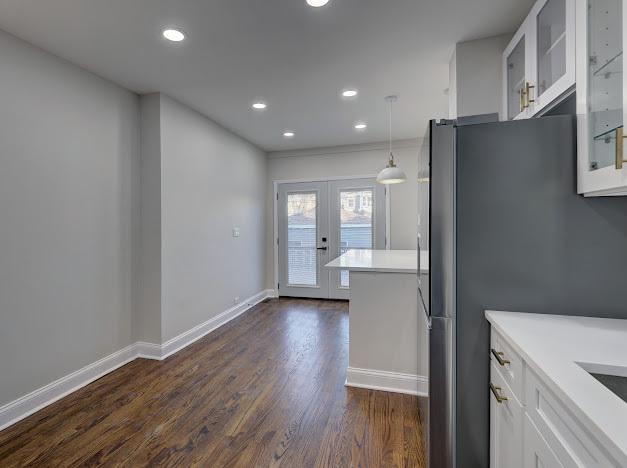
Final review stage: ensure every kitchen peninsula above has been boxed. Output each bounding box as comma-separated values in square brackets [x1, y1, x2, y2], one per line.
[326, 249, 428, 396]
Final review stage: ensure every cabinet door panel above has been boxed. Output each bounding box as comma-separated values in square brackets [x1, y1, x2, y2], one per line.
[490, 362, 523, 468]
[523, 415, 564, 468]
[576, 0, 627, 195]
[506, 35, 528, 120]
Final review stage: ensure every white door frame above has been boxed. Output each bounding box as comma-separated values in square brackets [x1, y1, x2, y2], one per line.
[273, 175, 391, 297]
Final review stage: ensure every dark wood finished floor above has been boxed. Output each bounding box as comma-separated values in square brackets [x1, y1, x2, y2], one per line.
[0, 298, 425, 467]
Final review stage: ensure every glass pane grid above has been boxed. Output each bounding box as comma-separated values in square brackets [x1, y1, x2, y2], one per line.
[339, 189, 374, 288]
[287, 192, 318, 287]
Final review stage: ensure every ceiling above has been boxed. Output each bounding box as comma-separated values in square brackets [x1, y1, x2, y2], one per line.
[0, 0, 534, 151]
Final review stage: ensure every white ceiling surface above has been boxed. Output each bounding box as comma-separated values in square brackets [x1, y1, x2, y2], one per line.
[0, 0, 533, 151]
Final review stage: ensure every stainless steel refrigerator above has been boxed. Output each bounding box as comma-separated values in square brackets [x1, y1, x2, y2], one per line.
[417, 113, 598, 468]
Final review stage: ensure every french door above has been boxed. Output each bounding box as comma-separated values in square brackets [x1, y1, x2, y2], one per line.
[277, 178, 386, 299]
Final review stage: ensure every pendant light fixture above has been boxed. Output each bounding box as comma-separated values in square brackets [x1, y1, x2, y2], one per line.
[377, 95, 407, 185]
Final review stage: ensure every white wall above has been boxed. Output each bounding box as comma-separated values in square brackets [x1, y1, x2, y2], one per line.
[451, 34, 511, 118]
[0, 30, 140, 406]
[449, 48, 458, 119]
[159, 95, 267, 342]
[137, 94, 162, 343]
[266, 141, 425, 290]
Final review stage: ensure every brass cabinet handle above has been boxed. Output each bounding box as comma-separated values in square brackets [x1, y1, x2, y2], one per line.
[490, 383, 509, 403]
[519, 87, 526, 113]
[616, 127, 626, 170]
[525, 82, 536, 105]
[491, 348, 511, 366]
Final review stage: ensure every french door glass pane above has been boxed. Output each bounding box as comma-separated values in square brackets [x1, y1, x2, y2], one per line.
[507, 37, 526, 120]
[588, 0, 623, 171]
[339, 189, 374, 288]
[537, 0, 566, 96]
[287, 192, 317, 286]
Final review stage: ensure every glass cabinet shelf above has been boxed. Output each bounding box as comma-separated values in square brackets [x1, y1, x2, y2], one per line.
[592, 50, 623, 78]
[593, 125, 623, 142]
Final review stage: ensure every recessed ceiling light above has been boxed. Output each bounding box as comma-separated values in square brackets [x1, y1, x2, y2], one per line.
[342, 89, 358, 98]
[307, 0, 330, 6]
[252, 102, 267, 110]
[354, 122, 367, 130]
[162, 29, 185, 42]
[283, 131, 295, 138]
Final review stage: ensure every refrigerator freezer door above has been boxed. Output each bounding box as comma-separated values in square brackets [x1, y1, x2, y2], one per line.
[429, 316, 455, 468]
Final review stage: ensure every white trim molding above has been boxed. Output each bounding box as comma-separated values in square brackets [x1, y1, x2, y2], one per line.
[268, 139, 422, 159]
[345, 367, 428, 397]
[0, 344, 138, 432]
[0, 289, 274, 432]
[139, 289, 273, 360]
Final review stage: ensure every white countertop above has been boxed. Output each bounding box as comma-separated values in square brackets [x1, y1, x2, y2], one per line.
[325, 249, 426, 274]
[485, 311, 627, 464]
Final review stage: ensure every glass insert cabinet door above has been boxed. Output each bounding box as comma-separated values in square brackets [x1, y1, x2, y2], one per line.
[503, 0, 575, 119]
[537, 0, 567, 97]
[531, 0, 576, 112]
[576, 0, 627, 195]
[505, 31, 529, 120]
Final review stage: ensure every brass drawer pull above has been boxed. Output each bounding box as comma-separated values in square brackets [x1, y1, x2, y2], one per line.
[616, 127, 626, 170]
[490, 383, 508, 403]
[491, 348, 510, 366]
[525, 82, 535, 105]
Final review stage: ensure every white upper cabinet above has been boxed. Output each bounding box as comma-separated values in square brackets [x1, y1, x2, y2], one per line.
[577, 0, 627, 196]
[503, 0, 576, 120]
[503, 19, 533, 120]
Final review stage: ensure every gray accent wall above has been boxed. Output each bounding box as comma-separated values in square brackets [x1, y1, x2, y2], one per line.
[455, 115, 627, 467]
[0, 29, 140, 406]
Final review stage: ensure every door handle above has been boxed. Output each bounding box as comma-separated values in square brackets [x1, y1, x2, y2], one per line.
[317, 246, 328, 251]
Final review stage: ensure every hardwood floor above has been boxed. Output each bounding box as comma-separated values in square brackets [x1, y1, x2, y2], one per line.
[0, 298, 425, 467]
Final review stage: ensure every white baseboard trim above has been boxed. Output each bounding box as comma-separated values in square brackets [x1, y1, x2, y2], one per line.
[152, 289, 273, 360]
[345, 367, 428, 396]
[0, 289, 274, 432]
[0, 343, 138, 432]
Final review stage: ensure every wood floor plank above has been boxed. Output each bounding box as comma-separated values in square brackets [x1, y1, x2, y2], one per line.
[0, 298, 425, 467]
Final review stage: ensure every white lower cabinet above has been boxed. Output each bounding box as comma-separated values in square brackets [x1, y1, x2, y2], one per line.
[490, 362, 523, 468]
[490, 329, 621, 468]
[523, 415, 563, 468]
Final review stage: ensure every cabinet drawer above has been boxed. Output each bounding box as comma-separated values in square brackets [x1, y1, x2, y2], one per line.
[491, 330, 524, 402]
[490, 362, 523, 468]
[523, 414, 563, 468]
[525, 368, 621, 467]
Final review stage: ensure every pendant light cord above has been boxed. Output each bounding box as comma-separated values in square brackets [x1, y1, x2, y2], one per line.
[388, 98, 393, 164]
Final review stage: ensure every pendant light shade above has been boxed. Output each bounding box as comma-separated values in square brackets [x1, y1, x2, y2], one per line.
[377, 161, 407, 185]
[377, 95, 407, 185]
